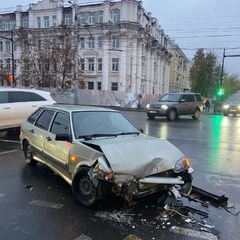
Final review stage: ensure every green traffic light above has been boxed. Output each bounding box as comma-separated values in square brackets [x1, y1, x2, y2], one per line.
[217, 87, 224, 96]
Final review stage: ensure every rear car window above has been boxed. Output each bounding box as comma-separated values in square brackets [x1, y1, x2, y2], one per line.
[8, 91, 46, 103]
[0, 92, 8, 103]
[28, 108, 43, 124]
[35, 109, 55, 130]
[195, 94, 202, 101]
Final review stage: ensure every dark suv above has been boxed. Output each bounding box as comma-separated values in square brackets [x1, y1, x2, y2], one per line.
[146, 92, 203, 121]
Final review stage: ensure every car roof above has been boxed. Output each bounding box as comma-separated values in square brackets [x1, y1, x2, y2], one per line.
[41, 104, 117, 113]
[0, 87, 50, 93]
[165, 92, 200, 95]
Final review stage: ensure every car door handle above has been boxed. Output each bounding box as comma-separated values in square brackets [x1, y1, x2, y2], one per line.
[29, 129, 34, 133]
[3, 107, 10, 109]
[46, 136, 52, 141]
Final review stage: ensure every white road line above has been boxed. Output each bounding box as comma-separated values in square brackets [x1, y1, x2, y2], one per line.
[74, 234, 92, 240]
[170, 226, 218, 240]
[0, 194, 6, 198]
[0, 139, 20, 143]
[29, 200, 64, 209]
[0, 150, 18, 155]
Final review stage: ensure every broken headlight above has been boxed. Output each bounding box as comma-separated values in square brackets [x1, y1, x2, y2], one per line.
[174, 156, 190, 173]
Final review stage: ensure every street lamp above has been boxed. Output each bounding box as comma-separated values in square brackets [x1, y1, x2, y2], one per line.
[68, 0, 79, 104]
[0, 31, 14, 87]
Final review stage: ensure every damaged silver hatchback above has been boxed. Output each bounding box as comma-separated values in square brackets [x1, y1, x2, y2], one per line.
[20, 105, 193, 207]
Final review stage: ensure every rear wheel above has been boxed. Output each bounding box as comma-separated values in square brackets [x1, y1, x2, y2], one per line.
[24, 141, 37, 165]
[72, 167, 98, 207]
[167, 109, 177, 121]
[223, 111, 229, 116]
[192, 109, 201, 120]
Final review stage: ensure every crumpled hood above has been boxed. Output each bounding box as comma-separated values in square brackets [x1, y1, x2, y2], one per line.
[82, 135, 184, 178]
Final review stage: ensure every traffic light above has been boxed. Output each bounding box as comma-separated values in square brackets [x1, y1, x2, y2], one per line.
[217, 87, 224, 97]
[8, 74, 13, 83]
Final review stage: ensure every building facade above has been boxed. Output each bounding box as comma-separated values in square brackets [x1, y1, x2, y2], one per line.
[0, 0, 189, 95]
[169, 41, 190, 92]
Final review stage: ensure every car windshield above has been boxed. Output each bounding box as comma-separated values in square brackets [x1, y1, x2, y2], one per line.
[230, 99, 240, 104]
[72, 111, 140, 139]
[160, 94, 181, 102]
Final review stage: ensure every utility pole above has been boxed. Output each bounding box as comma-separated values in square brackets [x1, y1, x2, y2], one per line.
[0, 31, 14, 87]
[68, 1, 79, 104]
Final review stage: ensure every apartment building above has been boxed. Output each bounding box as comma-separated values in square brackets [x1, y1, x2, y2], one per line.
[169, 41, 190, 92]
[0, 0, 186, 95]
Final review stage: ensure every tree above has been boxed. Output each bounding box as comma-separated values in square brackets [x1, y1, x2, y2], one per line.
[17, 29, 81, 89]
[189, 49, 221, 97]
[222, 75, 240, 99]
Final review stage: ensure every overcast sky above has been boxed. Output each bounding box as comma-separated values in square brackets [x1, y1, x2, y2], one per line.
[1, 0, 240, 76]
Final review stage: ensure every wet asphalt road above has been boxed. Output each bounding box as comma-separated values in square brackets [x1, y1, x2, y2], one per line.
[0, 111, 240, 240]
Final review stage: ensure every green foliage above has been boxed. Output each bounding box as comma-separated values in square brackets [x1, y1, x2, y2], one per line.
[189, 49, 221, 97]
[222, 75, 240, 99]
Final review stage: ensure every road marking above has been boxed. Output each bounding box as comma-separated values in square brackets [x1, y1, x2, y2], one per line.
[0, 194, 6, 198]
[29, 200, 64, 209]
[0, 150, 18, 155]
[170, 226, 218, 240]
[74, 234, 92, 240]
[0, 139, 20, 144]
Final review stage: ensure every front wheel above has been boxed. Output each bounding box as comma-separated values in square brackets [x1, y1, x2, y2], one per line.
[167, 109, 177, 121]
[72, 167, 98, 207]
[192, 109, 201, 120]
[147, 113, 155, 120]
[24, 141, 37, 165]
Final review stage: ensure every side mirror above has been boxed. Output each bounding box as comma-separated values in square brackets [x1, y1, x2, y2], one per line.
[55, 133, 72, 142]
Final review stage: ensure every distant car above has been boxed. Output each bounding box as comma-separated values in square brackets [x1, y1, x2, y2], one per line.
[20, 105, 193, 207]
[0, 88, 56, 130]
[146, 92, 203, 121]
[222, 98, 240, 116]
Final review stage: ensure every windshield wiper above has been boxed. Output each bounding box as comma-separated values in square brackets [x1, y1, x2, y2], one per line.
[79, 133, 117, 140]
[117, 132, 140, 136]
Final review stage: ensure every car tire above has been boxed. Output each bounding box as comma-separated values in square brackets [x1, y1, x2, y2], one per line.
[167, 109, 177, 121]
[72, 167, 98, 207]
[24, 141, 38, 165]
[192, 109, 201, 120]
[223, 111, 229, 116]
[147, 114, 155, 120]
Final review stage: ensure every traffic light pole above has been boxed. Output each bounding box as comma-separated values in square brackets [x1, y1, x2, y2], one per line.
[220, 48, 240, 85]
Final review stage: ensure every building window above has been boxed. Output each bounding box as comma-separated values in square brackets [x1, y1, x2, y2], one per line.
[23, 18, 29, 28]
[6, 41, 11, 52]
[97, 82, 101, 90]
[6, 59, 10, 71]
[88, 12, 96, 25]
[12, 20, 16, 29]
[5, 20, 11, 30]
[80, 13, 85, 25]
[44, 16, 49, 28]
[14, 59, 17, 70]
[98, 11, 103, 23]
[113, 9, 120, 22]
[98, 58, 102, 71]
[112, 58, 119, 71]
[52, 15, 57, 27]
[113, 35, 120, 48]
[0, 41, 3, 51]
[0, 60, 3, 69]
[0, 20, 2, 30]
[88, 37, 95, 48]
[88, 58, 94, 71]
[88, 82, 94, 90]
[37, 17, 41, 28]
[80, 58, 85, 71]
[111, 82, 118, 91]
[98, 36, 103, 48]
[65, 14, 72, 26]
[80, 37, 85, 48]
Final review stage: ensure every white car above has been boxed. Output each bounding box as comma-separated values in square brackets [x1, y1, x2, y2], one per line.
[0, 88, 56, 130]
